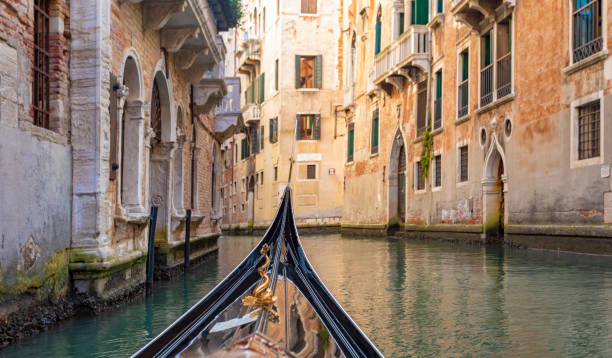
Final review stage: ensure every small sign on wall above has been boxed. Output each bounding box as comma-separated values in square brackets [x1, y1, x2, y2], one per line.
[329, 168, 335, 175]
[297, 153, 322, 162]
[601, 164, 610, 178]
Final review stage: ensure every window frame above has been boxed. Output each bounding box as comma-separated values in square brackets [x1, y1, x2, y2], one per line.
[458, 145, 469, 183]
[457, 47, 470, 119]
[371, 110, 379, 155]
[414, 161, 426, 192]
[570, 91, 604, 168]
[33, 0, 51, 129]
[570, 0, 604, 64]
[433, 153, 442, 189]
[301, 0, 317, 15]
[347, 122, 355, 163]
[296, 114, 321, 141]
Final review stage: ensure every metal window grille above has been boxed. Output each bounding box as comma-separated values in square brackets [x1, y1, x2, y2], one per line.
[416, 162, 425, 190]
[573, 0, 602, 62]
[434, 155, 441, 187]
[33, 0, 50, 129]
[459, 146, 468, 182]
[480, 64, 493, 107]
[416, 81, 427, 136]
[496, 53, 512, 99]
[307, 164, 316, 179]
[578, 101, 600, 160]
[151, 81, 162, 140]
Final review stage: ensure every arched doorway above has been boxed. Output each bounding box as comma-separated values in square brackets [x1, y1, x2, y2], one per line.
[388, 130, 407, 225]
[483, 140, 507, 243]
[148, 71, 174, 243]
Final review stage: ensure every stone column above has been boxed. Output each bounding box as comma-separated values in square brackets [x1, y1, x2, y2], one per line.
[122, 100, 147, 214]
[70, 0, 113, 261]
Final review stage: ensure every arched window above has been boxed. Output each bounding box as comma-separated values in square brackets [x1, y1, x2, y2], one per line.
[375, 8, 382, 55]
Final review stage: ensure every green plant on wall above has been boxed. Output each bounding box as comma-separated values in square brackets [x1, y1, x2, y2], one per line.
[419, 125, 433, 181]
[231, 0, 244, 25]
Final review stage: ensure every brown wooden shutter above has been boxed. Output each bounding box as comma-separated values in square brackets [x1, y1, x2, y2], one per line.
[295, 55, 301, 88]
[109, 72, 119, 180]
[296, 115, 302, 139]
[314, 55, 322, 89]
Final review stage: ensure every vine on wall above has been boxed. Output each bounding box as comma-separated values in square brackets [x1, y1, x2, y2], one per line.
[419, 125, 433, 181]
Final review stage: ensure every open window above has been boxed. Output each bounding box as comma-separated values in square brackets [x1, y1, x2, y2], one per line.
[296, 114, 321, 140]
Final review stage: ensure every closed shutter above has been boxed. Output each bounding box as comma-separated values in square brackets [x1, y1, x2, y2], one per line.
[314, 55, 322, 89]
[252, 129, 259, 154]
[462, 51, 469, 81]
[269, 118, 274, 143]
[260, 125, 264, 149]
[399, 12, 405, 35]
[371, 111, 379, 154]
[274, 117, 279, 142]
[416, 0, 429, 25]
[436, 71, 442, 99]
[259, 73, 265, 103]
[410, 1, 416, 25]
[314, 114, 321, 140]
[275, 59, 279, 91]
[483, 32, 492, 66]
[109, 72, 119, 180]
[295, 55, 301, 88]
[437, 0, 443, 13]
[296, 115, 302, 139]
[375, 21, 382, 54]
[348, 123, 354, 162]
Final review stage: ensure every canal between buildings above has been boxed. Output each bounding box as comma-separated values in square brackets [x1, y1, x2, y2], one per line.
[2, 234, 612, 357]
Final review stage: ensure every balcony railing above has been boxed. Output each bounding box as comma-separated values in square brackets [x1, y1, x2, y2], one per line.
[572, 0, 602, 63]
[373, 26, 429, 83]
[458, 80, 469, 118]
[434, 98, 442, 129]
[480, 63, 493, 107]
[237, 38, 261, 73]
[496, 53, 512, 99]
[243, 103, 260, 124]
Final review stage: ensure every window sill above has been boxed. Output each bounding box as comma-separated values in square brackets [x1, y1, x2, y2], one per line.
[297, 88, 320, 92]
[432, 186, 442, 192]
[476, 93, 515, 115]
[300, 13, 319, 18]
[456, 180, 469, 187]
[370, 151, 379, 158]
[414, 127, 443, 143]
[455, 114, 471, 125]
[345, 160, 355, 166]
[414, 189, 427, 195]
[563, 50, 608, 76]
[571, 156, 602, 169]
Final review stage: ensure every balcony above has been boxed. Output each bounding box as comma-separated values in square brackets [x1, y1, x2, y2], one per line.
[451, 0, 515, 31]
[242, 103, 260, 125]
[237, 38, 261, 74]
[373, 26, 430, 93]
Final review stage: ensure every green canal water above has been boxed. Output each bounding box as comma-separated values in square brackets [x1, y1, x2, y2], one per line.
[2, 234, 612, 357]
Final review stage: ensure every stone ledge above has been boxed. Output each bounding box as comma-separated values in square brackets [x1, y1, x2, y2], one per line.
[505, 224, 612, 238]
[562, 50, 609, 76]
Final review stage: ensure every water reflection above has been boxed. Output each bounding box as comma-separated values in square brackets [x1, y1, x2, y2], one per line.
[1, 235, 612, 358]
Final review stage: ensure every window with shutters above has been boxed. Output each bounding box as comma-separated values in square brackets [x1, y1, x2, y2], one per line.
[434, 154, 441, 188]
[458, 49, 469, 118]
[241, 137, 249, 160]
[269, 117, 278, 143]
[296, 114, 321, 140]
[410, 0, 429, 25]
[434, 70, 442, 130]
[375, 8, 382, 55]
[296, 55, 322, 89]
[301, 0, 317, 14]
[572, 0, 602, 63]
[260, 125, 264, 150]
[347, 122, 354, 162]
[459, 145, 468, 182]
[416, 80, 427, 136]
[252, 129, 259, 154]
[235, 143, 238, 163]
[371, 110, 379, 154]
[33, 0, 50, 129]
[274, 166, 278, 181]
[275, 58, 279, 91]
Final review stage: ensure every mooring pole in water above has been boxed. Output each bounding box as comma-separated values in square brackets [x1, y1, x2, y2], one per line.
[184, 209, 192, 270]
[146, 205, 158, 290]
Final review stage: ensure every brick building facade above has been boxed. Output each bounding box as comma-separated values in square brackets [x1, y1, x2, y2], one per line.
[339, 0, 612, 253]
[0, 0, 236, 343]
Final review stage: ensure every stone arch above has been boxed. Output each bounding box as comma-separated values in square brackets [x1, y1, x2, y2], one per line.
[482, 132, 508, 242]
[119, 50, 147, 213]
[388, 127, 408, 224]
[148, 65, 176, 245]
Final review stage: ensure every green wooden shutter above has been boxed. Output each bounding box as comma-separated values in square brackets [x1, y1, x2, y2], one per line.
[372, 114, 379, 154]
[416, 0, 428, 25]
[269, 118, 274, 143]
[437, 0, 443, 13]
[258, 73, 265, 103]
[260, 125, 264, 149]
[410, 1, 416, 24]
[399, 12, 405, 35]
[314, 55, 322, 89]
[462, 51, 469, 81]
[348, 125, 354, 161]
[375, 21, 382, 54]
[296, 115, 302, 139]
[295, 55, 301, 88]
[483, 32, 492, 66]
[314, 114, 321, 140]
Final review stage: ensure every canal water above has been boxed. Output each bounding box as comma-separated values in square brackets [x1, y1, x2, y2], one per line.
[2, 234, 612, 357]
